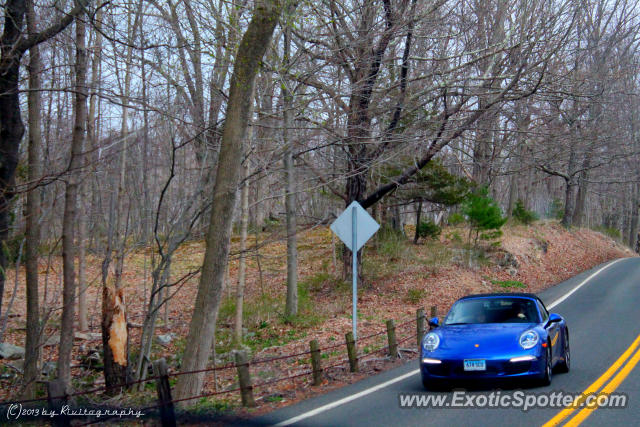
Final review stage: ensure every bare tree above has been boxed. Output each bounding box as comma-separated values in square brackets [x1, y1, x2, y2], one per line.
[58, 0, 88, 389]
[0, 0, 86, 326]
[282, 6, 298, 317]
[175, 0, 290, 402]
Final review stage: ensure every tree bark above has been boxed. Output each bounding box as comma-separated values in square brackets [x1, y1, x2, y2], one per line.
[413, 200, 422, 244]
[77, 201, 88, 331]
[0, 0, 28, 322]
[175, 0, 288, 402]
[561, 177, 577, 228]
[234, 160, 249, 344]
[58, 5, 88, 388]
[0, 0, 86, 324]
[283, 14, 298, 318]
[628, 183, 639, 251]
[22, 0, 42, 397]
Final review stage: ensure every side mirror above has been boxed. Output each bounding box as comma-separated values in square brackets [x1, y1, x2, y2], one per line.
[547, 313, 562, 325]
[428, 317, 439, 328]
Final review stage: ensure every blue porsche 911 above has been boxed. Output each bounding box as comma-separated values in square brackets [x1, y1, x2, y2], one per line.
[420, 293, 569, 389]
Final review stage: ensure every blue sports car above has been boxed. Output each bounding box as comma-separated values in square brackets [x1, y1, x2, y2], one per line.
[420, 293, 569, 389]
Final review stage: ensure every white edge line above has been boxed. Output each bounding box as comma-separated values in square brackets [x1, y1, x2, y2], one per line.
[272, 369, 420, 426]
[547, 257, 625, 309]
[273, 257, 628, 426]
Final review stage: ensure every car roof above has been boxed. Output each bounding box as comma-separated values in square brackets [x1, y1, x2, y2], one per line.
[459, 292, 540, 301]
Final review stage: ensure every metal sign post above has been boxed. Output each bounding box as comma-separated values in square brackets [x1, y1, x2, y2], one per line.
[352, 206, 357, 339]
[330, 201, 380, 342]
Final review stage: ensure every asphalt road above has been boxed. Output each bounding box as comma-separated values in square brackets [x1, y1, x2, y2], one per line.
[254, 257, 640, 427]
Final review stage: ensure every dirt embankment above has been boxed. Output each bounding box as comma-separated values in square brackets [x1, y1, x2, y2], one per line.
[0, 220, 635, 412]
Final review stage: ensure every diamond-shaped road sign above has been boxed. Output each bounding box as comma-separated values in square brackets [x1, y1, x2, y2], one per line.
[330, 201, 380, 341]
[330, 201, 380, 252]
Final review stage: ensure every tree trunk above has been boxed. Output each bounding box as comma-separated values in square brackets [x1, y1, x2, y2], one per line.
[58, 7, 87, 388]
[0, 0, 81, 317]
[101, 6, 141, 390]
[283, 16, 298, 318]
[572, 169, 588, 227]
[561, 136, 579, 228]
[413, 200, 422, 244]
[140, 15, 151, 244]
[234, 161, 249, 344]
[628, 183, 639, 251]
[507, 173, 517, 216]
[77, 202, 88, 331]
[0, 2, 27, 322]
[22, 0, 42, 399]
[561, 177, 577, 228]
[174, 0, 286, 402]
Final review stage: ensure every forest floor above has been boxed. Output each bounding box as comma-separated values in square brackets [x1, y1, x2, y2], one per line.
[0, 220, 636, 421]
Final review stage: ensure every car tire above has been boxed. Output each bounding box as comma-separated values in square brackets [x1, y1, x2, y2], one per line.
[422, 377, 447, 391]
[422, 376, 430, 389]
[556, 329, 570, 373]
[540, 344, 552, 386]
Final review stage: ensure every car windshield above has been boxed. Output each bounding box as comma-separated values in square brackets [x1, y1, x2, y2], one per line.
[444, 297, 540, 325]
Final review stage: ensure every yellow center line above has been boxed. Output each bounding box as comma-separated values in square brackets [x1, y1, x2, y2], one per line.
[541, 333, 640, 427]
[564, 346, 640, 426]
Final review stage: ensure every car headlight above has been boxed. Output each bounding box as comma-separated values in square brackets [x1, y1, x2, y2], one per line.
[423, 332, 440, 351]
[519, 330, 539, 350]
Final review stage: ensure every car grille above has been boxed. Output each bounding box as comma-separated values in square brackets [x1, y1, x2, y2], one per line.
[425, 360, 531, 376]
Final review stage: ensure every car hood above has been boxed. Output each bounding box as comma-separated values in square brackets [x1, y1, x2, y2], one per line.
[433, 323, 538, 358]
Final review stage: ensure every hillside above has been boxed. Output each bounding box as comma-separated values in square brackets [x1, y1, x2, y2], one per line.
[0, 221, 635, 410]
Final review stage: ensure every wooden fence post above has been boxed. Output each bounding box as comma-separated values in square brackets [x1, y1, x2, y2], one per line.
[46, 379, 70, 427]
[235, 350, 255, 407]
[416, 308, 425, 348]
[153, 358, 176, 427]
[429, 305, 438, 330]
[386, 319, 398, 358]
[345, 332, 358, 372]
[310, 339, 322, 386]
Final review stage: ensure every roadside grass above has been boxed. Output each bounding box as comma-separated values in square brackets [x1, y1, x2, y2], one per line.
[491, 279, 527, 289]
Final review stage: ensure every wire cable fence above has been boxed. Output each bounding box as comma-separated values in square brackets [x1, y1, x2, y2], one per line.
[0, 305, 436, 426]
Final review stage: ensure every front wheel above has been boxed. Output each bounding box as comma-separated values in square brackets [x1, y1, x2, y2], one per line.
[422, 376, 448, 391]
[539, 345, 552, 386]
[556, 329, 570, 373]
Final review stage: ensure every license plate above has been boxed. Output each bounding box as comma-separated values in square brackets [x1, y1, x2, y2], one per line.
[463, 359, 486, 371]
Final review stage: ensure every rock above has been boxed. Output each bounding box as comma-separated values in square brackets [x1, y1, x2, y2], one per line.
[42, 361, 57, 377]
[157, 333, 175, 346]
[75, 332, 101, 341]
[79, 350, 103, 370]
[534, 238, 549, 253]
[44, 334, 60, 347]
[7, 360, 24, 374]
[497, 251, 519, 268]
[507, 266, 518, 277]
[0, 342, 25, 360]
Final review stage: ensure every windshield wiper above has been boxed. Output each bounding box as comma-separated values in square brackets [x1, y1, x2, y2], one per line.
[445, 322, 471, 325]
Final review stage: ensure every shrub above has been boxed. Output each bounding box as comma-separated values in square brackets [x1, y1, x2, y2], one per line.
[548, 198, 564, 220]
[463, 188, 507, 246]
[512, 199, 538, 224]
[416, 220, 441, 240]
[2, 234, 25, 265]
[446, 231, 463, 243]
[405, 288, 426, 304]
[447, 212, 465, 226]
[592, 225, 622, 240]
[376, 225, 408, 260]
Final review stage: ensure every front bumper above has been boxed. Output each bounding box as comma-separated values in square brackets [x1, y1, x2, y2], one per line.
[420, 355, 545, 380]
